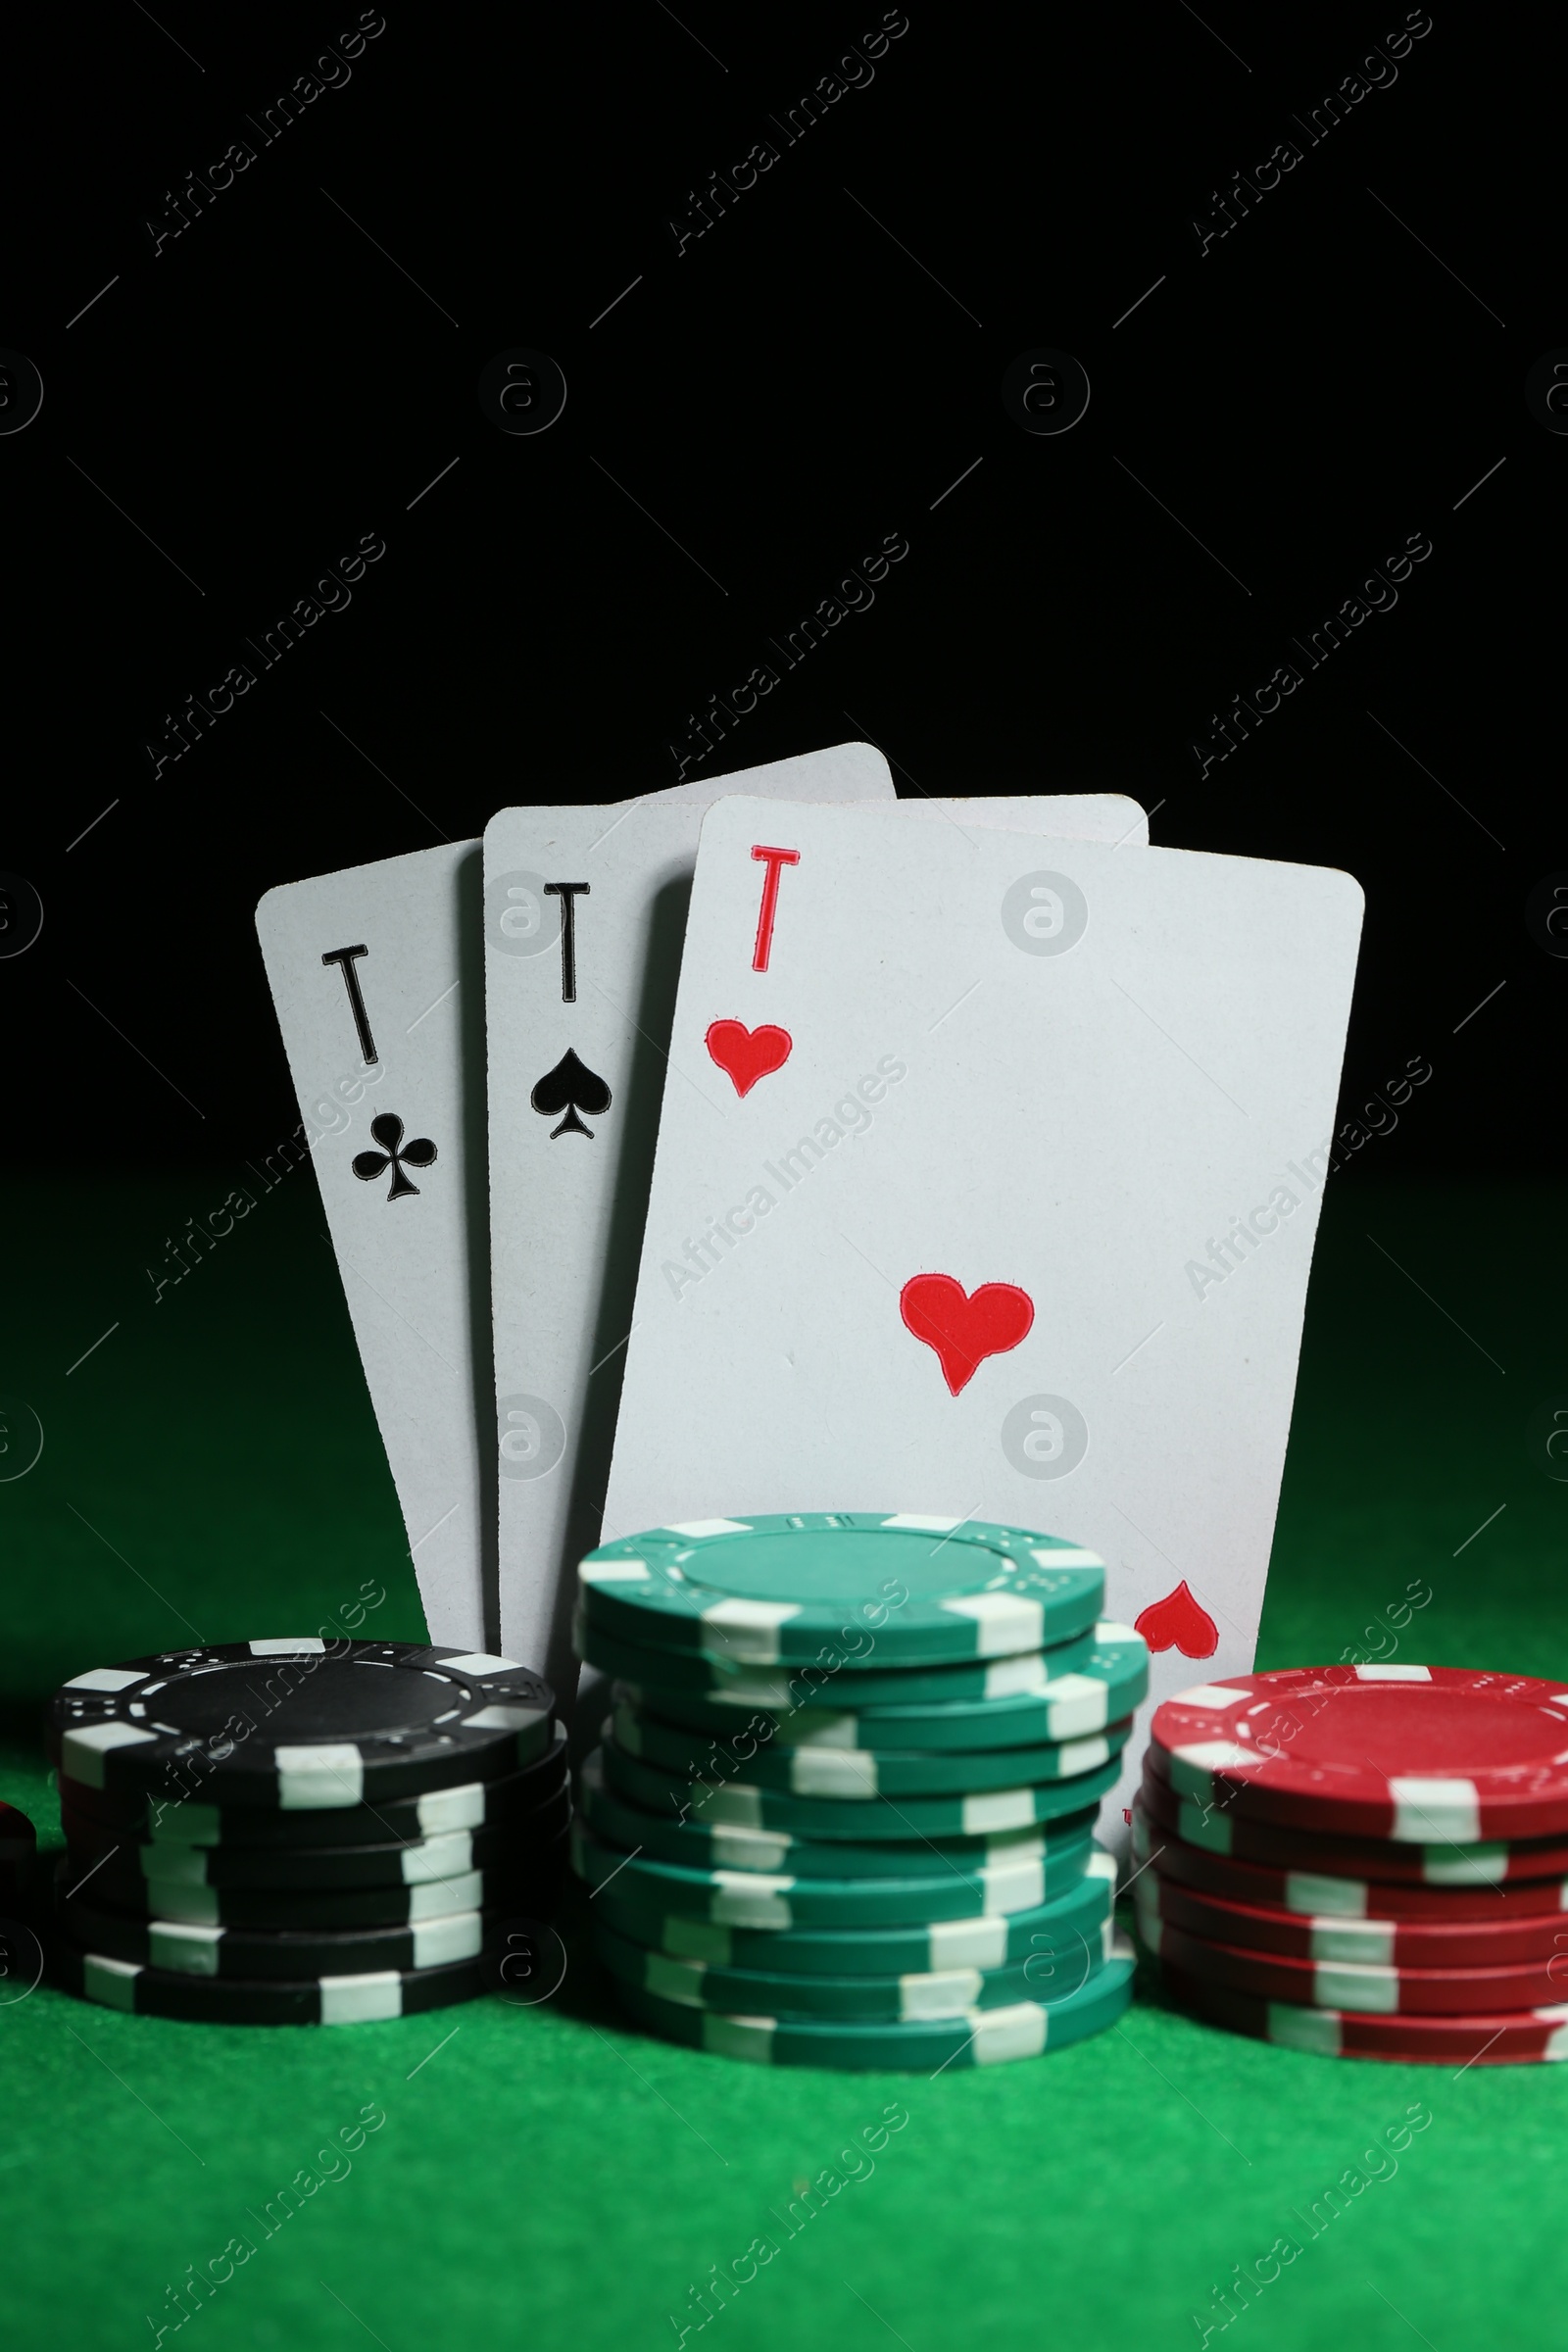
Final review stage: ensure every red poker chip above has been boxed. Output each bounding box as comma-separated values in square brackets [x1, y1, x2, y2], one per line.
[1138, 1910, 1568, 2014]
[1150, 1666, 1568, 1842]
[1130, 1798, 1568, 1922]
[1136, 1855, 1568, 1970]
[1162, 1963, 1568, 2065]
[1138, 1762, 1568, 1886]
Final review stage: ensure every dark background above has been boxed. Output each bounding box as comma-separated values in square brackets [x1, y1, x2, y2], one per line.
[4, 3, 1560, 1174]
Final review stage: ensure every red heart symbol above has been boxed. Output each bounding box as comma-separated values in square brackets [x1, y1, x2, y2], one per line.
[899, 1274, 1035, 1397]
[1135, 1580, 1218, 1660]
[706, 1020, 793, 1098]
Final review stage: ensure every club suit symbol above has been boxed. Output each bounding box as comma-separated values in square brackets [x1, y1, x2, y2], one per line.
[532, 1049, 612, 1139]
[352, 1113, 437, 1200]
[900, 1274, 1034, 1396]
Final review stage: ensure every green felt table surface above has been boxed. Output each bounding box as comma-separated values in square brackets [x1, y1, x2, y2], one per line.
[3, 1171, 1567, 2352]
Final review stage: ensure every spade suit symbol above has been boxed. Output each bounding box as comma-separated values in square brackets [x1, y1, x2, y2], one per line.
[531, 1048, 612, 1140]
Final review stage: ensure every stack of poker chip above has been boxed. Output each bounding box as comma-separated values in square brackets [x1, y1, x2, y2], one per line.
[1134, 1665, 1568, 2066]
[48, 1640, 563, 2026]
[571, 1513, 1147, 2071]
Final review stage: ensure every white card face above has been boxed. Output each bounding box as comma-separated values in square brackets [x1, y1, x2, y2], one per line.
[486, 785, 1150, 1693]
[604, 799, 1363, 1825]
[257, 843, 491, 1649]
[895, 794, 1148, 847]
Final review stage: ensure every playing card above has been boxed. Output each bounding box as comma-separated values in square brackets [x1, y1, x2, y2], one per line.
[489, 788, 1149, 1699]
[602, 799, 1363, 1831]
[256, 745, 898, 1655]
[257, 842, 493, 1649]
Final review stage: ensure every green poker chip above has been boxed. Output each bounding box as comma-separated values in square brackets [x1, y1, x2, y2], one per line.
[611, 1941, 1136, 2069]
[578, 1748, 1093, 1882]
[570, 1820, 1099, 1930]
[574, 1611, 1101, 1706]
[593, 1909, 1115, 2021]
[576, 1514, 1104, 1667]
[617, 1624, 1148, 1751]
[602, 1735, 1122, 1840]
[611, 1696, 1133, 1795]
[593, 1853, 1116, 1979]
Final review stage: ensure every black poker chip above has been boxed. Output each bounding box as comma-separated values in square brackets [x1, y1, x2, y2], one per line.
[53, 1891, 498, 1981]
[59, 1728, 567, 1848]
[70, 1786, 571, 1895]
[49, 1641, 554, 1807]
[54, 1833, 569, 1932]
[51, 1937, 490, 2024]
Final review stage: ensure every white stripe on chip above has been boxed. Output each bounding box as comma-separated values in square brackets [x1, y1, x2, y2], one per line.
[645, 1951, 707, 2005]
[411, 1913, 482, 1969]
[62, 1721, 157, 1788]
[1391, 1777, 1481, 1843]
[274, 1742, 364, 1808]
[698, 1598, 801, 1664]
[978, 1852, 1046, 1911]
[1308, 1919, 1396, 1965]
[789, 1749, 878, 1798]
[709, 1872, 795, 1929]
[900, 1967, 982, 2019]
[961, 1788, 1037, 1835]
[928, 1915, 1008, 1969]
[148, 1920, 223, 1974]
[1315, 1959, 1398, 2012]
[398, 1830, 474, 1885]
[409, 1874, 482, 1919]
[320, 1972, 404, 2024]
[972, 2002, 1048, 2062]
[941, 1592, 1044, 1655]
[703, 2012, 776, 2061]
[1286, 1871, 1368, 1917]
[84, 1952, 142, 2008]
[1266, 2002, 1343, 2055]
[414, 1783, 486, 1835]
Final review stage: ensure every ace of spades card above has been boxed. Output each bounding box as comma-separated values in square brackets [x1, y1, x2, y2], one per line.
[603, 798, 1364, 1835]
[485, 776, 1151, 1696]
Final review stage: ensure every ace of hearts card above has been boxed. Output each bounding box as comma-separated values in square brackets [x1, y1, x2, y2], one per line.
[603, 797, 1364, 1827]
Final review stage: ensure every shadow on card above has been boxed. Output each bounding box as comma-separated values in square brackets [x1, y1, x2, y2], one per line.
[455, 845, 502, 1654]
[549, 869, 692, 1711]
